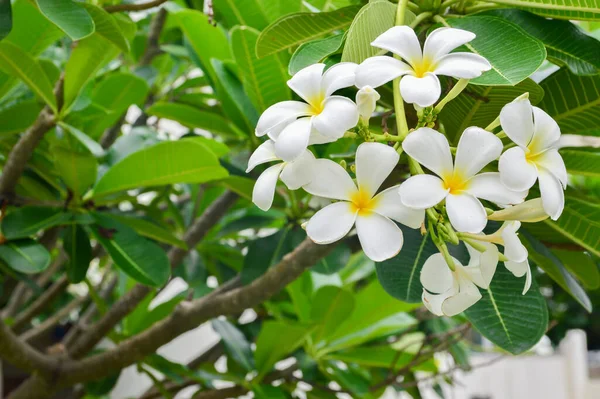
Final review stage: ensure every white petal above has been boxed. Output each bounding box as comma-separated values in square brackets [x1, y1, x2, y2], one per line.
[356, 85, 380, 121]
[455, 127, 503, 179]
[423, 289, 452, 316]
[308, 129, 338, 145]
[302, 159, 357, 201]
[321, 62, 357, 97]
[466, 172, 527, 205]
[402, 127, 454, 177]
[500, 98, 534, 148]
[499, 147, 538, 191]
[280, 150, 315, 190]
[423, 27, 476, 61]
[256, 101, 312, 138]
[442, 288, 481, 316]
[400, 73, 441, 107]
[287, 63, 325, 105]
[398, 175, 448, 209]
[247, 140, 278, 173]
[312, 95, 359, 138]
[420, 253, 455, 294]
[538, 167, 564, 220]
[355, 56, 412, 89]
[433, 53, 491, 79]
[355, 142, 399, 198]
[372, 185, 424, 229]
[501, 221, 528, 263]
[530, 106, 561, 154]
[274, 117, 312, 162]
[505, 259, 532, 295]
[306, 202, 356, 244]
[371, 26, 422, 65]
[252, 163, 284, 211]
[355, 213, 404, 262]
[446, 193, 487, 233]
[465, 242, 498, 289]
[536, 149, 567, 189]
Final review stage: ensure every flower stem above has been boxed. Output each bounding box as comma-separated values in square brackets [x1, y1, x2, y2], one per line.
[371, 132, 403, 142]
[440, 0, 463, 9]
[410, 11, 433, 28]
[438, 242, 456, 271]
[407, 1, 420, 13]
[432, 14, 450, 27]
[465, 3, 502, 13]
[393, 0, 410, 142]
[485, 116, 501, 132]
[433, 78, 469, 113]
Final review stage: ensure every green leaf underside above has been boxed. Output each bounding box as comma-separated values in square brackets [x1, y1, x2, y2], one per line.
[447, 16, 546, 86]
[82, 4, 130, 53]
[103, 213, 188, 249]
[521, 230, 592, 311]
[254, 321, 311, 377]
[212, 319, 255, 371]
[64, 224, 92, 283]
[92, 140, 228, 198]
[0, 239, 51, 274]
[486, 0, 600, 21]
[289, 33, 345, 75]
[376, 225, 438, 303]
[465, 266, 548, 354]
[37, 0, 94, 40]
[2, 206, 72, 239]
[256, 5, 362, 58]
[539, 68, 600, 136]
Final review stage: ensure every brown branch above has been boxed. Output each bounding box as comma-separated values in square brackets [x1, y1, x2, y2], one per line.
[11, 276, 69, 331]
[67, 191, 238, 358]
[0, 320, 59, 376]
[105, 0, 167, 13]
[20, 295, 86, 343]
[140, 8, 167, 66]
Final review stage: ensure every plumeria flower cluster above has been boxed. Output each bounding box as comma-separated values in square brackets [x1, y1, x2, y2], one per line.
[246, 25, 567, 317]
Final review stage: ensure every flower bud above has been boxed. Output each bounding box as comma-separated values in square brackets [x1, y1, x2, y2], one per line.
[356, 86, 380, 122]
[488, 198, 549, 223]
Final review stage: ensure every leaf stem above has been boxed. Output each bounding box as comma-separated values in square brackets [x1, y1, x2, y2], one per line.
[434, 78, 469, 113]
[464, 4, 502, 13]
[432, 14, 451, 27]
[440, 0, 463, 9]
[410, 11, 433, 28]
[485, 116, 501, 131]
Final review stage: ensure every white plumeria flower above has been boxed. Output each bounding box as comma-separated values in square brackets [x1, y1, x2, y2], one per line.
[356, 85, 380, 122]
[498, 98, 567, 220]
[355, 26, 491, 107]
[488, 198, 549, 223]
[303, 142, 424, 262]
[247, 140, 315, 211]
[399, 127, 527, 234]
[421, 248, 496, 316]
[255, 63, 359, 162]
[480, 221, 532, 294]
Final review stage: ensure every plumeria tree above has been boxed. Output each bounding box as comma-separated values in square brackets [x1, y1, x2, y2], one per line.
[0, 0, 599, 398]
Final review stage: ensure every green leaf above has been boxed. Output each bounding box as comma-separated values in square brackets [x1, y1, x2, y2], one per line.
[446, 16, 546, 86]
[543, 194, 600, 257]
[256, 6, 361, 58]
[101, 213, 187, 250]
[0, 0, 12, 41]
[105, 127, 160, 166]
[0, 42, 56, 112]
[89, 213, 170, 287]
[64, 224, 92, 283]
[484, 9, 600, 75]
[252, 385, 289, 399]
[312, 243, 351, 274]
[324, 281, 418, 352]
[289, 33, 345, 75]
[242, 228, 291, 284]
[214, 0, 301, 30]
[127, 294, 185, 336]
[311, 286, 355, 341]
[59, 123, 104, 158]
[486, 0, 600, 21]
[465, 265, 548, 354]
[553, 249, 600, 290]
[175, 9, 231, 85]
[212, 319, 255, 372]
[521, 230, 592, 311]
[539, 68, 600, 136]
[36, 0, 94, 40]
[184, 137, 229, 158]
[439, 78, 544, 143]
[231, 26, 290, 112]
[92, 140, 229, 198]
[341, 0, 414, 64]
[220, 175, 256, 201]
[52, 135, 98, 197]
[375, 225, 438, 303]
[324, 346, 417, 370]
[254, 320, 311, 378]
[1, 206, 72, 240]
[0, 239, 50, 274]
[82, 4, 129, 53]
[146, 102, 234, 136]
[560, 149, 600, 177]
[0, 100, 42, 136]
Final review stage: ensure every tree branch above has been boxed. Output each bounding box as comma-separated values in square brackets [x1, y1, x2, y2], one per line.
[105, 0, 168, 13]
[11, 276, 69, 331]
[0, 320, 59, 376]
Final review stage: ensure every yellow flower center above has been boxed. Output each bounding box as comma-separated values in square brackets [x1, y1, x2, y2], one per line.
[349, 189, 378, 216]
[307, 94, 325, 115]
[443, 172, 468, 195]
[525, 150, 543, 164]
[412, 57, 436, 78]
